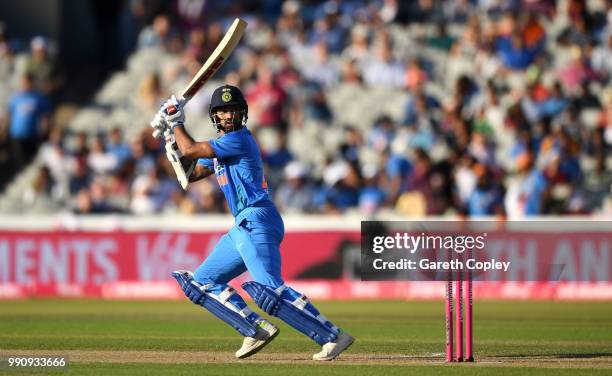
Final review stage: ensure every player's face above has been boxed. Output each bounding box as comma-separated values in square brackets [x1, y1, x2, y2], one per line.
[214, 105, 244, 132]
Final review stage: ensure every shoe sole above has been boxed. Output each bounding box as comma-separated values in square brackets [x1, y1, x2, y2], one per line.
[236, 328, 280, 359]
[313, 335, 355, 361]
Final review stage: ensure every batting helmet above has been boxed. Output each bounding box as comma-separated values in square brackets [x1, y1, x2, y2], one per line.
[209, 85, 247, 112]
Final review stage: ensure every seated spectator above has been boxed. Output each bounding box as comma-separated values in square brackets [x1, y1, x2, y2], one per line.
[137, 13, 172, 49]
[430, 150, 460, 216]
[106, 173, 130, 210]
[129, 136, 155, 176]
[367, 115, 396, 152]
[556, 45, 591, 93]
[341, 24, 371, 67]
[381, 147, 413, 207]
[88, 134, 118, 175]
[275, 161, 316, 213]
[339, 57, 363, 85]
[496, 31, 540, 70]
[184, 27, 207, 62]
[246, 65, 287, 129]
[22, 166, 57, 212]
[130, 166, 157, 214]
[276, 0, 304, 47]
[427, 22, 454, 52]
[70, 130, 89, 166]
[262, 130, 293, 190]
[359, 164, 385, 215]
[521, 13, 546, 50]
[538, 127, 581, 184]
[322, 161, 361, 213]
[309, 2, 346, 54]
[445, 75, 478, 118]
[378, 0, 405, 24]
[89, 178, 120, 213]
[177, 35, 209, 89]
[405, 148, 433, 210]
[150, 165, 179, 212]
[454, 155, 478, 208]
[290, 78, 333, 124]
[301, 41, 339, 88]
[339, 125, 362, 162]
[591, 34, 612, 81]
[406, 119, 436, 152]
[39, 126, 69, 184]
[454, 14, 481, 57]
[275, 50, 302, 91]
[402, 88, 440, 126]
[192, 179, 227, 214]
[106, 127, 132, 172]
[571, 80, 601, 111]
[404, 59, 428, 91]
[467, 132, 495, 166]
[69, 161, 92, 195]
[288, 29, 312, 71]
[580, 153, 612, 212]
[539, 81, 568, 118]
[504, 152, 549, 217]
[205, 22, 223, 55]
[162, 189, 188, 214]
[362, 40, 404, 88]
[73, 188, 94, 214]
[467, 164, 504, 216]
[566, 17, 591, 47]
[396, 191, 428, 217]
[521, 83, 544, 124]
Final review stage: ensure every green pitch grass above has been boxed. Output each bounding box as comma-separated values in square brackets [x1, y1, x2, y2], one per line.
[0, 299, 610, 375]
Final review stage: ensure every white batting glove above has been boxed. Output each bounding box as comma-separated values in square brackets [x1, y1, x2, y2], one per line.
[162, 95, 186, 129]
[150, 111, 168, 139]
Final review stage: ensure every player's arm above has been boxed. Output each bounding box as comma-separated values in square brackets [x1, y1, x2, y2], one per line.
[173, 125, 217, 159]
[188, 163, 214, 182]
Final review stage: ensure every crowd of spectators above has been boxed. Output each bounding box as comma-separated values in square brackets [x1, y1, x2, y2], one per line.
[3, 0, 612, 218]
[0, 27, 60, 182]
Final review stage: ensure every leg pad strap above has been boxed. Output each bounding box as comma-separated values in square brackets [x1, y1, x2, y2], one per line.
[242, 281, 338, 345]
[173, 271, 258, 337]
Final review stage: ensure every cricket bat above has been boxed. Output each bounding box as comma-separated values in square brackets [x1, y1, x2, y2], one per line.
[157, 18, 248, 189]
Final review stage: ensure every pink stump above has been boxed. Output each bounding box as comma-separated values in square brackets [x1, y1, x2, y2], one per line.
[465, 249, 474, 361]
[455, 275, 463, 362]
[445, 277, 453, 362]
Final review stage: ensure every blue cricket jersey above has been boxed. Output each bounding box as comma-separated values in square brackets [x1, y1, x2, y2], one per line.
[9, 90, 52, 140]
[198, 128, 273, 218]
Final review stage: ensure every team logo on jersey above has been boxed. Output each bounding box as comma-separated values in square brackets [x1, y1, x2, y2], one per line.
[222, 92, 232, 102]
[213, 160, 228, 186]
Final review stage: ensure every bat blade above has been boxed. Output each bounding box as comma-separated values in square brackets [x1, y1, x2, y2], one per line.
[181, 18, 248, 100]
[164, 130, 196, 190]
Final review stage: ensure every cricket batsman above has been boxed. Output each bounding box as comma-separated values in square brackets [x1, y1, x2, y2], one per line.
[150, 85, 354, 360]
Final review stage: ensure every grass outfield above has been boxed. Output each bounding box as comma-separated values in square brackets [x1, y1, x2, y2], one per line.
[0, 299, 610, 375]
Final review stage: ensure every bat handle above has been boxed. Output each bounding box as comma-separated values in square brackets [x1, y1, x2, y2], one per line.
[175, 95, 189, 108]
[153, 95, 190, 139]
[153, 128, 173, 140]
